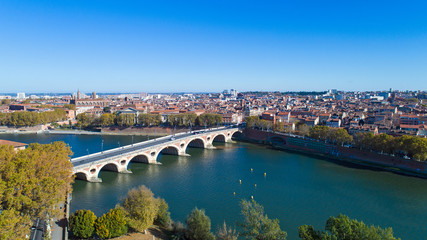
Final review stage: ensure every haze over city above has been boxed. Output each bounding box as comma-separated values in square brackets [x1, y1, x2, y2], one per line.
[1, 0, 426, 93]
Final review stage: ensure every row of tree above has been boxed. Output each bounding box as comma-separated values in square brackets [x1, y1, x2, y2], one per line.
[0, 142, 74, 239]
[69, 184, 400, 240]
[309, 125, 354, 146]
[353, 132, 427, 161]
[75, 113, 223, 129]
[0, 109, 67, 127]
[69, 185, 171, 239]
[245, 116, 427, 161]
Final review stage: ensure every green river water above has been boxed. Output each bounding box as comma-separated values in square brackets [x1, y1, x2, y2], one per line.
[1, 133, 426, 239]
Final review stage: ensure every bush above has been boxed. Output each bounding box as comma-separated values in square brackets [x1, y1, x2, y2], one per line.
[121, 185, 158, 232]
[239, 199, 287, 240]
[216, 221, 238, 240]
[95, 207, 128, 239]
[185, 207, 215, 240]
[69, 209, 97, 239]
[170, 221, 187, 240]
[155, 198, 171, 228]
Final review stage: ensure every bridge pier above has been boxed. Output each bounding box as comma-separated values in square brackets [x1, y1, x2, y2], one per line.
[206, 143, 216, 149]
[178, 149, 191, 157]
[88, 176, 102, 183]
[118, 166, 132, 174]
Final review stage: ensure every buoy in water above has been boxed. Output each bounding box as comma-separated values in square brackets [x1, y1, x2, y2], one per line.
[254, 184, 257, 188]
[264, 172, 267, 177]
[239, 179, 242, 184]
[251, 196, 254, 199]
[251, 168, 253, 172]
[233, 192, 236, 195]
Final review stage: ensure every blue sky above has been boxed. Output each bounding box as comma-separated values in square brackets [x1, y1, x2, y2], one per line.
[0, 0, 426, 93]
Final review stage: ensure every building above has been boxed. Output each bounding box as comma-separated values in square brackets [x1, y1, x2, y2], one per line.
[17, 92, 26, 100]
[400, 115, 421, 125]
[261, 112, 276, 124]
[277, 112, 291, 123]
[70, 99, 109, 107]
[326, 119, 341, 128]
[0, 139, 28, 151]
[305, 116, 319, 127]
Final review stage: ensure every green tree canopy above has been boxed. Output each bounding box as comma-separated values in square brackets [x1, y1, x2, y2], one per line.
[239, 199, 287, 240]
[95, 207, 128, 239]
[121, 185, 159, 232]
[0, 142, 74, 238]
[185, 207, 215, 240]
[138, 113, 162, 126]
[298, 214, 401, 240]
[154, 198, 171, 228]
[69, 209, 97, 239]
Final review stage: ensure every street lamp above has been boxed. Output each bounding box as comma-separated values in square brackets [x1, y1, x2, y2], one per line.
[86, 148, 89, 155]
[101, 139, 104, 153]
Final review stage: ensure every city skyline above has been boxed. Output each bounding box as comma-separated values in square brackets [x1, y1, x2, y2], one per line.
[1, 1, 426, 92]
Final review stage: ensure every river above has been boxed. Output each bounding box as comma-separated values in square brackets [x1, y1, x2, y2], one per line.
[1, 133, 426, 239]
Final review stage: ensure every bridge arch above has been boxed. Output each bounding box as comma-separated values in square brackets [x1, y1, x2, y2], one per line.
[212, 134, 226, 142]
[159, 145, 180, 155]
[268, 136, 286, 145]
[231, 131, 243, 139]
[186, 137, 206, 151]
[130, 154, 150, 164]
[74, 172, 88, 181]
[99, 162, 120, 174]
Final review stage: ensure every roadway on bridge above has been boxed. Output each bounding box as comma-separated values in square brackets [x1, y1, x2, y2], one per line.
[71, 127, 237, 167]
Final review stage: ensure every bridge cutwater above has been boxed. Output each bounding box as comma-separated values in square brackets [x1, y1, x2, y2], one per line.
[71, 127, 241, 182]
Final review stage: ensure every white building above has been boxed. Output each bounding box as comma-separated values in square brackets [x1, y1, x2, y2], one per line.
[17, 92, 26, 100]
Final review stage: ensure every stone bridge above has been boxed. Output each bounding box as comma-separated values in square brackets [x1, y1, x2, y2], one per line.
[72, 127, 241, 182]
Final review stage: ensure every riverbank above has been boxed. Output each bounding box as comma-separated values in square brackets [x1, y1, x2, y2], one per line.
[0, 126, 194, 136]
[240, 128, 427, 179]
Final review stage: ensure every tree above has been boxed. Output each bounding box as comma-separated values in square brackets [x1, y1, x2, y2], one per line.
[327, 128, 352, 146]
[0, 142, 74, 230]
[63, 104, 76, 110]
[69, 209, 97, 239]
[245, 116, 261, 129]
[0, 209, 31, 240]
[197, 113, 223, 127]
[298, 214, 401, 240]
[0, 109, 66, 127]
[274, 122, 285, 132]
[1, 99, 10, 105]
[100, 113, 116, 127]
[116, 113, 136, 127]
[138, 114, 162, 126]
[216, 221, 239, 240]
[76, 113, 93, 128]
[121, 185, 158, 232]
[309, 126, 330, 141]
[185, 207, 215, 240]
[239, 199, 287, 240]
[155, 198, 171, 228]
[170, 221, 187, 240]
[297, 123, 310, 136]
[298, 225, 325, 240]
[95, 207, 128, 239]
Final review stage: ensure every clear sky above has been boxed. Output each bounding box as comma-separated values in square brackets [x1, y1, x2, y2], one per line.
[0, 0, 426, 93]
